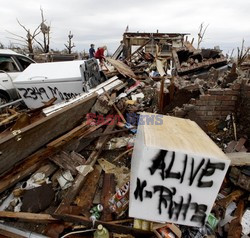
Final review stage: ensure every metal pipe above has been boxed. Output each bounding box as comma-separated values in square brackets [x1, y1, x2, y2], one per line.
[0, 98, 23, 109]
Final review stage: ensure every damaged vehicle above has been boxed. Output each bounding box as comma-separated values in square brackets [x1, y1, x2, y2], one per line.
[13, 58, 107, 108]
[0, 49, 35, 104]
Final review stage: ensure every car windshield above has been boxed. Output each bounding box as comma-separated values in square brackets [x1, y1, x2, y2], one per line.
[0, 56, 19, 72]
[16, 56, 34, 70]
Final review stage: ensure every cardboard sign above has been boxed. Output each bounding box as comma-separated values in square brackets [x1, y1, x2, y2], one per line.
[129, 113, 230, 227]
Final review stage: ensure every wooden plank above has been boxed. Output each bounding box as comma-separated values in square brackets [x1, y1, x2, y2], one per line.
[106, 58, 137, 80]
[226, 152, 250, 166]
[101, 173, 116, 221]
[49, 118, 111, 147]
[156, 59, 166, 77]
[53, 214, 154, 238]
[33, 162, 58, 177]
[0, 118, 107, 194]
[228, 200, 245, 238]
[56, 122, 116, 214]
[47, 121, 88, 148]
[75, 165, 102, 216]
[0, 211, 56, 223]
[0, 93, 97, 175]
[49, 151, 81, 175]
[76, 128, 103, 152]
[0, 148, 52, 194]
[104, 91, 126, 123]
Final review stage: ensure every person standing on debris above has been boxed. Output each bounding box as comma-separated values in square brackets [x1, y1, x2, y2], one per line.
[89, 44, 95, 58]
[94, 46, 107, 64]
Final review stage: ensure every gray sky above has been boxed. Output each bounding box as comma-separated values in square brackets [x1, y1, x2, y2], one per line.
[0, 0, 249, 54]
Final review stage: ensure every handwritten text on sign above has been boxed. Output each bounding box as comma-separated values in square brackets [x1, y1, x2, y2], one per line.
[130, 148, 228, 227]
[18, 86, 80, 101]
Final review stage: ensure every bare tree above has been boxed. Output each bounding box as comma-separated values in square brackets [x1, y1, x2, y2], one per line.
[0, 42, 4, 49]
[34, 7, 51, 53]
[197, 23, 209, 49]
[6, 19, 41, 58]
[64, 31, 75, 54]
[237, 39, 250, 66]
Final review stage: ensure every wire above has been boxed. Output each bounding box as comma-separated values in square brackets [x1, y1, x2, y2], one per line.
[60, 228, 96, 238]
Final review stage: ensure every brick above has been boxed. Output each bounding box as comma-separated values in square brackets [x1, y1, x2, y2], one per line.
[221, 111, 232, 116]
[231, 83, 241, 91]
[207, 111, 221, 116]
[221, 101, 236, 106]
[225, 140, 237, 153]
[208, 89, 224, 95]
[208, 101, 221, 106]
[195, 100, 208, 106]
[189, 98, 196, 105]
[215, 106, 235, 111]
[195, 110, 207, 116]
[198, 106, 215, 111]
[242, 85, 250, 91]
[216, 95, 237, 101]
[200, 95, 217, 101]
[235, 137, 247, 152]
[223, 89, 239, 96]
[243, 94, 250, 99]
[200, 116, 222, 121]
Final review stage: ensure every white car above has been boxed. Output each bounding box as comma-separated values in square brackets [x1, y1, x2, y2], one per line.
[0, 49, 35, 104]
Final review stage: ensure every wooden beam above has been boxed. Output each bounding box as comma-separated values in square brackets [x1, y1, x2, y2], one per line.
[0, 148, 52, 194]
[0, 211, 56, 223]
[75, 165, 102, 216]
[228, 200, 245, 238]
[0, 93, 97, 175]
[101, 173, 116, 221]
[0, 118, 108, 194]
[49, 151, 83, 176]
[46, 121, 88, 148]
[125, 39, 151, 62]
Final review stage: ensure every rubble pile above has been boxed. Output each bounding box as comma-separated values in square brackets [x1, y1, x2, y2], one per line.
[0, 32, 249, 238]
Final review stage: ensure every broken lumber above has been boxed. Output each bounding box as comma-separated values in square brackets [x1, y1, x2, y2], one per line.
[0, 93, 97, 175]
[0, 148, 52, 194]
[0, 211, 56, 223]
[226, 152, 250, 166]
[106, 58, 137, 80]
[0, 118, 109, 194]
[55, 121, 117, 214]
[101, 173, 116, 221]
[0, 113, 19, 127]
[75, 165, 102, 216]
[49, 151, 84, 176]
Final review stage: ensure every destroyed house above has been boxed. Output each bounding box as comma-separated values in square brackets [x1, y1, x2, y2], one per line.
[122, 32, 189, 59]
[172, 46, 228, 76]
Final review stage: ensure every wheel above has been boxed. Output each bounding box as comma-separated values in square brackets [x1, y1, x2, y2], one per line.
[0, 93, 9, 105]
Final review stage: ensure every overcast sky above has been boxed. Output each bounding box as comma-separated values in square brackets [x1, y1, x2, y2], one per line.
[0, 0, 249, 54]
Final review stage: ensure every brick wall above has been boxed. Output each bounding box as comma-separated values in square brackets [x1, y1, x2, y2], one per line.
[194, 83, 241, 121]
[238, 79, 250, 137]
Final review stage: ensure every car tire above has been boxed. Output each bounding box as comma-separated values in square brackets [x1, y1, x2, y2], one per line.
[0, 92, 9, 105]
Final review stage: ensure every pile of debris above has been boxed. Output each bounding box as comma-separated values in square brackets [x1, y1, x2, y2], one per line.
[0, 32, 249, 238]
